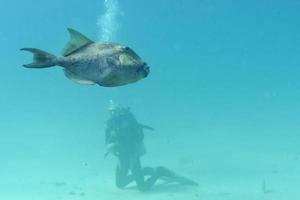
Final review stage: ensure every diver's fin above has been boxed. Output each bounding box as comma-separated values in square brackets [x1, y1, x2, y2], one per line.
[62, 28, 94, 57]
[173, 175, 199, 186]
[157, 167, 199, 186]
[63, 69, 95, 85]
[21, 48, 57, 68]
[160, 175, 199, 186]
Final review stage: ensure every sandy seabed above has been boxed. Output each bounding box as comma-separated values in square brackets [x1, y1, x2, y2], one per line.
[1, 130, 299, 200]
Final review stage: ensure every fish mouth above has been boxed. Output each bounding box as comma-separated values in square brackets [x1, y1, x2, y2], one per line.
[143, 66, 150, 77]
[136, 63, 150, 78]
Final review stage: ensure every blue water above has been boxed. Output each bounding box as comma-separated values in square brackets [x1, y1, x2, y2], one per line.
[1, 0, 300, 199]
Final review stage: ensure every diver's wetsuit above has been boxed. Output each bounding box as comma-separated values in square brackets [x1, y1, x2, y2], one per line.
[105, 108, 178, 191]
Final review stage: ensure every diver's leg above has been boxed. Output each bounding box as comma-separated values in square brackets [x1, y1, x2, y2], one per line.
[131, 159, 160, 192]
[115, 156, 134, 189]
[142, 167, 155, 176]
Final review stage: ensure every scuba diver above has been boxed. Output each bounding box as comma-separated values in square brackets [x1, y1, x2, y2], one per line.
[104, 100, 198, 192]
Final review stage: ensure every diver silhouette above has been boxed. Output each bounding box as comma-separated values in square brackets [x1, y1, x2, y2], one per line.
[104, 101, 198, 191]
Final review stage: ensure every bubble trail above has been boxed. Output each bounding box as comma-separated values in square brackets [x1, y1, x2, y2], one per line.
[97, 0, 121, 41]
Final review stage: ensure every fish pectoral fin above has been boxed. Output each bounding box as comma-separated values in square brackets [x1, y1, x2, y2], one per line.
[63, 69, 95, 85]
[97, 68, 117, 87]
[62, 28, 94, 57]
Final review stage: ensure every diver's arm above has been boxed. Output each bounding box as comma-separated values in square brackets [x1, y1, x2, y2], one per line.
[138, 123, 155, 131]
[105, 127, 113, 144]
[105, 142, 119, 157]
[105, 122, 119, 157]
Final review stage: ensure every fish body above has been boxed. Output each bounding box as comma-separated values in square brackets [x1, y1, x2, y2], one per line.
[21, 28, 150, 87]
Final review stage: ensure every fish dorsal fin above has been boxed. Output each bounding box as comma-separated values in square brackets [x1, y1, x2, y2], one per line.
[62, 28, 94, 56]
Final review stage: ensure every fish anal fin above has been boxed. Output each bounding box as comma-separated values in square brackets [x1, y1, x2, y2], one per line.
[63, 69, 95, 85]
[62, 28, 94, 57]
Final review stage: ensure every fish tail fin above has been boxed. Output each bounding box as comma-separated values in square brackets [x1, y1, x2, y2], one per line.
[20, 48, 57, 68]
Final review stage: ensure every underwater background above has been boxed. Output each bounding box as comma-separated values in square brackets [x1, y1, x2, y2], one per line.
[1, 0, 300, 199]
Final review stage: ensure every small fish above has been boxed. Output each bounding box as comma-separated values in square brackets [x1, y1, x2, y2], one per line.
[21, 28, 150, 87]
